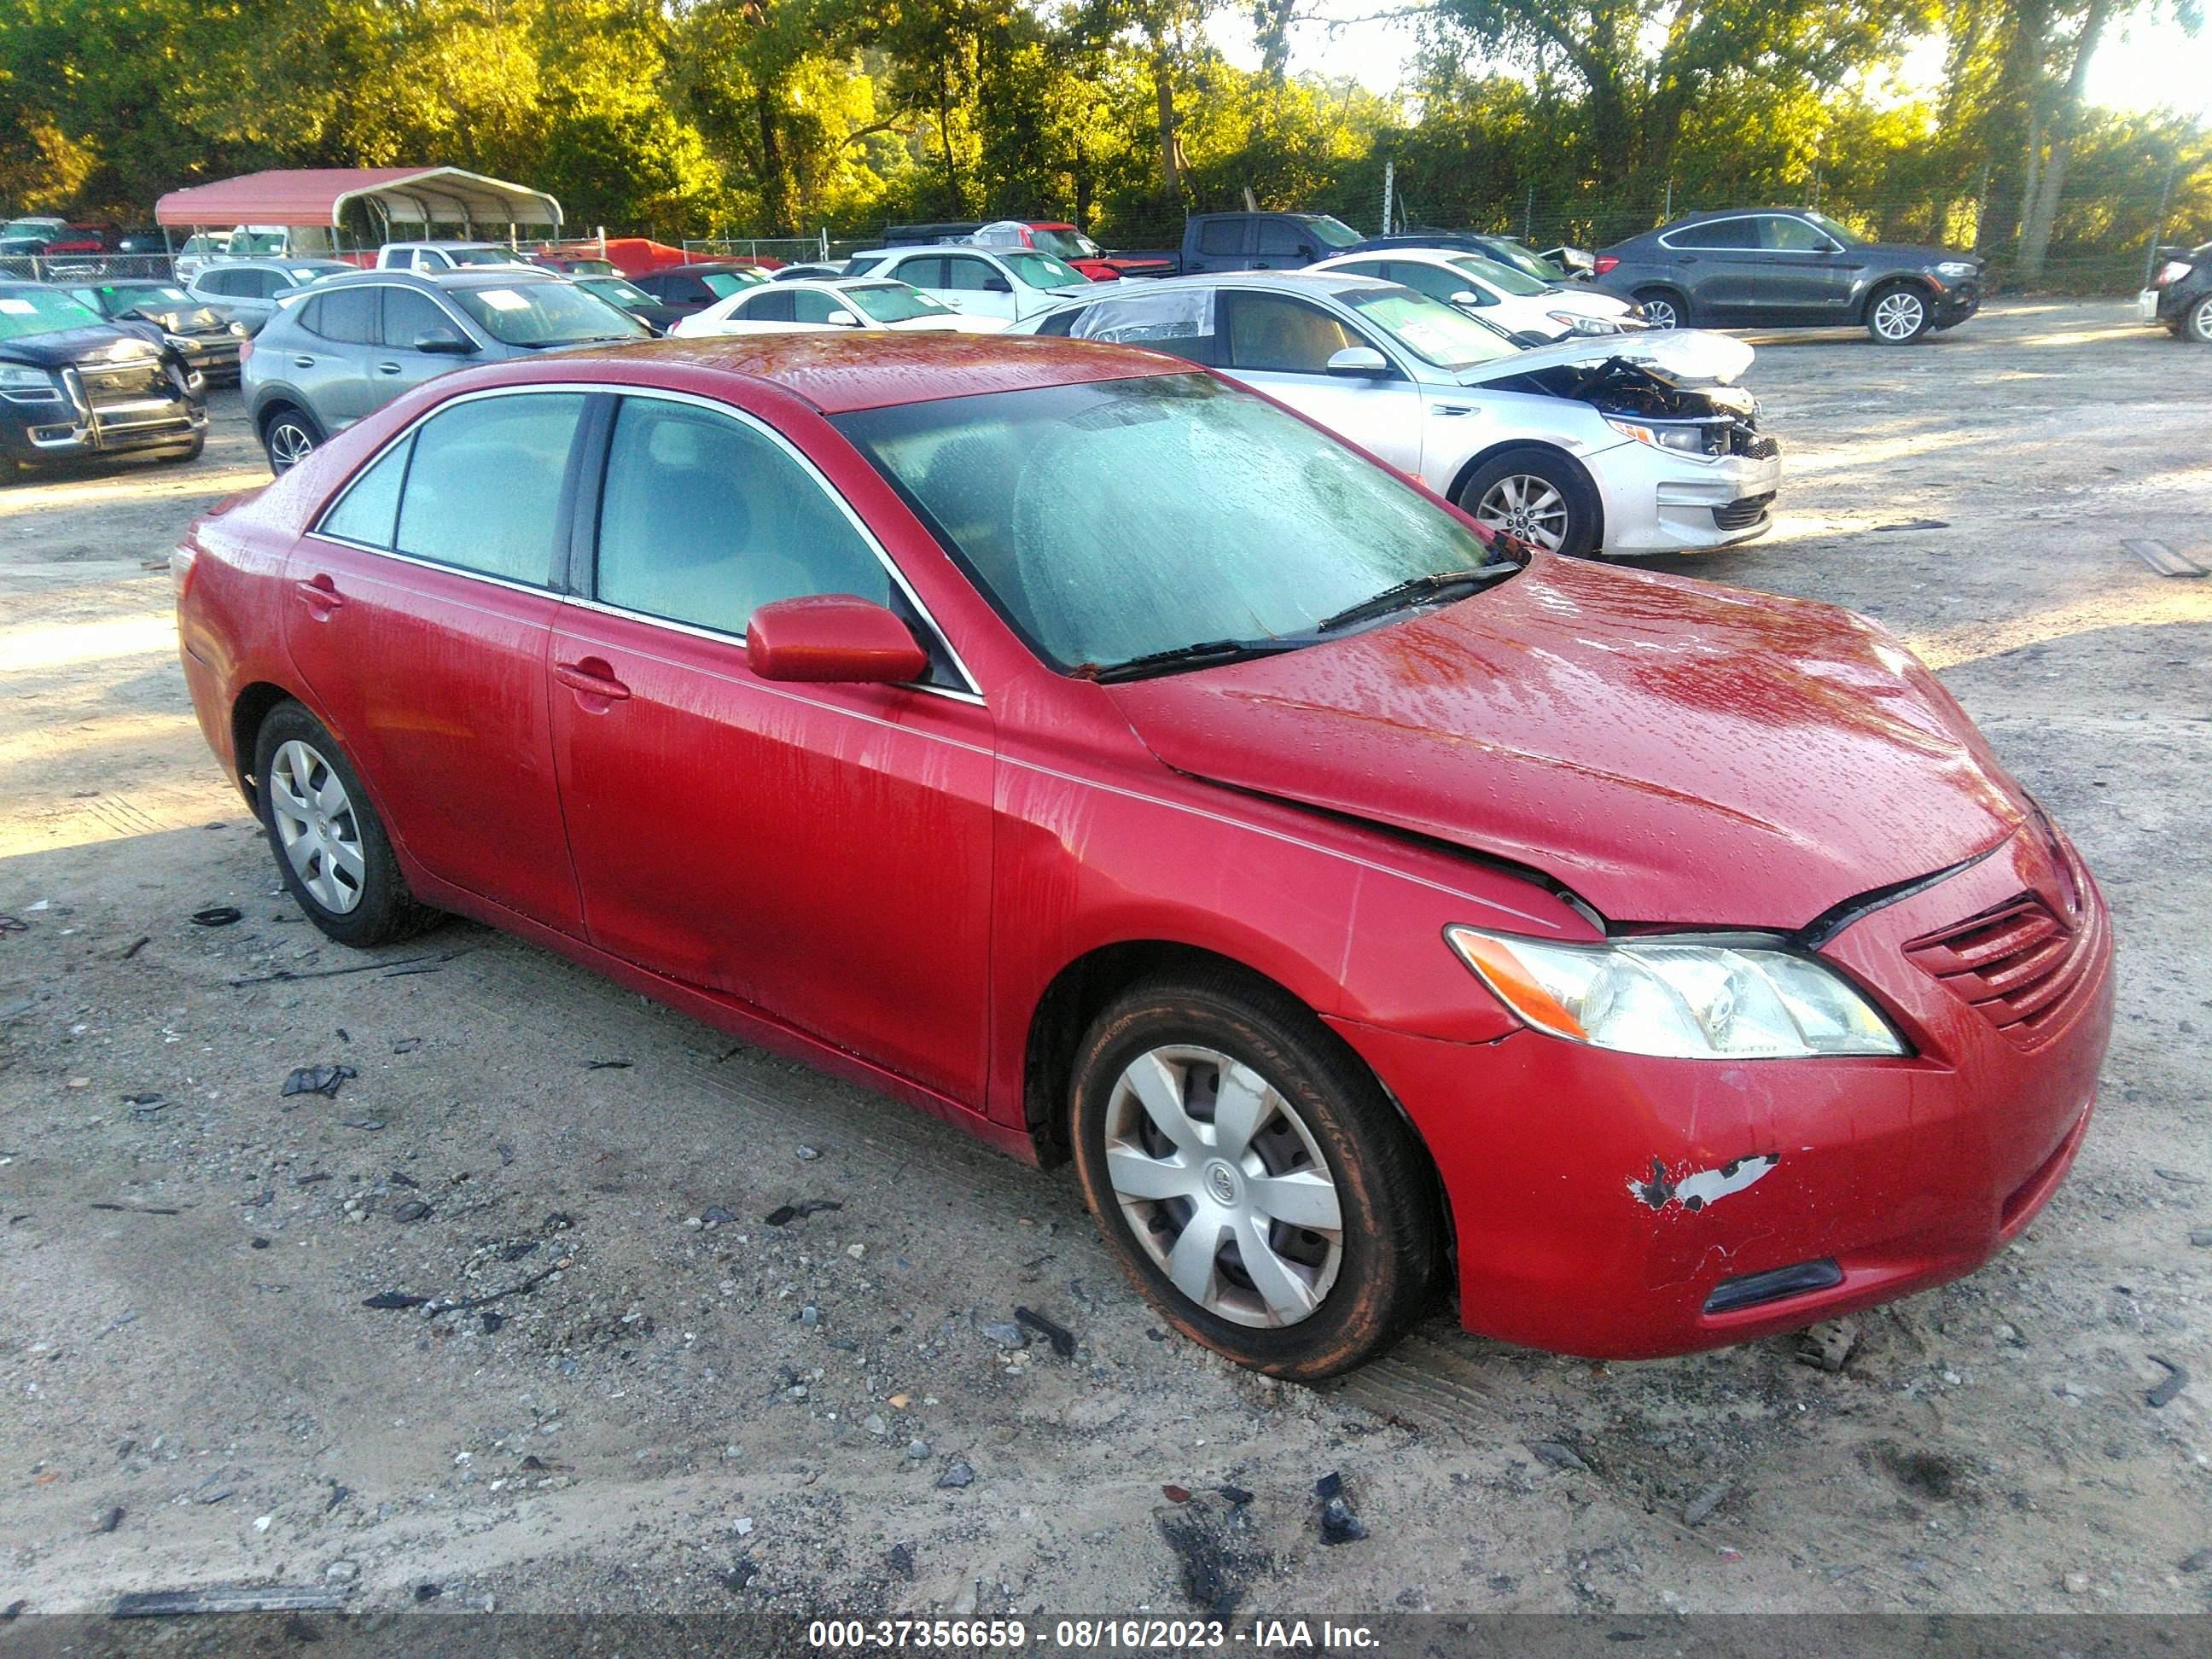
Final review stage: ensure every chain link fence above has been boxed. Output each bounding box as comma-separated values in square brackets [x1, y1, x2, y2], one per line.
[0, 252, 177, 283]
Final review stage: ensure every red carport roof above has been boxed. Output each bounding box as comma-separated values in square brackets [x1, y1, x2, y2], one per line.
[155, 168, 562, 230]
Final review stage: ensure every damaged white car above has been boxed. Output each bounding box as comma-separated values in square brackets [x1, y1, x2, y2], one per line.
[1018, 271, 1780, 557]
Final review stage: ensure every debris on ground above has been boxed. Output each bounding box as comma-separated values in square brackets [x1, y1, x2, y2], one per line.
[1684, 1481, 1731, 1527]
[887, 1544, 915, 1577]
[2152, 1168, 2204, 1186]
[764, 1199, 842, 1226]
[1525, 1439, 1590, 1473]
[1219, 1485, 1254, 1506]
[228, 949, 467, 988]
[585, 1059, 632, 1069]
[937, 1459, 975, 1489]
[1316, 1471, 1368, 1545]
[1014, 1306, 1077, 1359]
[89, 1202, 180, 1216]
[414, 1583, 441, 1603]
[119, 935, 149, 959]
[2180, 1549, 2212, 1575]
[1161, 1484, 1191, 1503]
[340, 1118, 385, 1132]
[2190, 1230, 2212, 1248]
[1158, 1493, 1270, 1615]
[113, 1586, 347, 1617]
[981, 1320, 1027, 1350]
[2145, 1355, 2189, 1409]
[123, 1092, 170, 1121]
[188, 905, 242, 928]
[363, 1292, 430, 1311]
[281, 1064, 357, 1099]
[94, 1506, 123, 1534]
[1797, 1320, 1860, 1373]
[391, 1200, 433, 1224]
[795, 1145, 820, 1161]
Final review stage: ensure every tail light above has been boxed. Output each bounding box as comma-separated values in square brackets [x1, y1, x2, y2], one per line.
[2153, 259, 2193, 289]
[1592, 254, 1619, 276]
[237, 335, 254, 369]
[171, 541, 198, 606]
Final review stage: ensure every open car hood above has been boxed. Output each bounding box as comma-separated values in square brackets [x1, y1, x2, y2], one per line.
[1455, 328, 1753, 388]
[1103, 558, 2030, 931]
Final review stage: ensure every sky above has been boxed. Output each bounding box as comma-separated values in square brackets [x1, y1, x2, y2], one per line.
[1206, 3, 2212, 120]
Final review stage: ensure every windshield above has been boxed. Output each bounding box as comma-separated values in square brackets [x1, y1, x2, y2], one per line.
[1003, 251, 1087, 290]
[846, 282, 953, 323]
[1449, 254, 1549, 298]
[1802, 210, 1868, 248]
[231, 231, 286, 255]
[581, 276, 653, 306]
[1338, 288, 1519, 370]
[106, 283, 195, 308]
[1483, 242, 1563, 282]
[1307, 216, 1362, 250]
[447, 282, 648, 346]
[285, 265, 345, 283]
[0, 286, 106, 340]
[701, 270, 766, 297]
[835, 373, 1502, 672]
[448, 247, 521, 266]
[1028, 227, 1103, 260]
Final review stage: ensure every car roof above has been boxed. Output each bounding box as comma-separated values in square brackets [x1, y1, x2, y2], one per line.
[485, 332, 1188, 415]
[310, 267, 562, 292]
[387, 240, 510, 250]
[1075, 270, 1392, 299]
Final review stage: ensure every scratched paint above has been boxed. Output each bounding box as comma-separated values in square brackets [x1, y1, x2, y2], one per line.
[1630, 1153, 1779, 1213]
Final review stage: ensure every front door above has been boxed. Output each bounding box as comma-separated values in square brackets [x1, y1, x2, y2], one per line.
[367, 285, 471, 410]
[938, 255, 1020, 322]
[282, 388, 590, 931]
[548, 391, 997, 1104]
[1216, 289, 1426, 474]
[1749, 215, 1856, 323]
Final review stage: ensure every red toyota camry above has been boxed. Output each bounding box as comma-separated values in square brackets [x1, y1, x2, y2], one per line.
[174, 335, 2113, 1378]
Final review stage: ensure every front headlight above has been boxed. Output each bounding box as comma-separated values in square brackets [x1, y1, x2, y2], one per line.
[229, 320, 247, 336]
[1932, 261, 1976, 281]
[1446, 927, 1906, 1059]
[162, 332, 201, 352]
[1554, 311, 1618, 335]
[1604, 416, 1713, 455]
[0, 362, 61, 399]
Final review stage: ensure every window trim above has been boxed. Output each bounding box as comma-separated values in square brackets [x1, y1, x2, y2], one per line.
[572, 386, 982, 703]
[1656, 215, 1762, 253]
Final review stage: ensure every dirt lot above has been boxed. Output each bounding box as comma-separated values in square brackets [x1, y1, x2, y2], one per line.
[2, 300, 2209, 1619]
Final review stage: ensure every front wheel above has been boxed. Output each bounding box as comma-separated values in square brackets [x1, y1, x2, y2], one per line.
[253, 701, 440, 947]
[1068, 971, 1441, 1380]
[1457, 447, 1602, 558]
[1866, 283, 1932, 344]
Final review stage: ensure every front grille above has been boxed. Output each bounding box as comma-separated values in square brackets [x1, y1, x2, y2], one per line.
[1736, 432, 1779, 460]
[1904, 842, 2095, 1045]
[79, 359, 164, 411]
[1713, 493, 1773, 530]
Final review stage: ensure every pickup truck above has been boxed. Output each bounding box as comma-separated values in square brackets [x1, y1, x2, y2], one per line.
[1109, 211, 1367, 276]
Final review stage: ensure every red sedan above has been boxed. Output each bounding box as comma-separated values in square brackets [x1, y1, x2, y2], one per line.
[174, 335, 2112, 1377]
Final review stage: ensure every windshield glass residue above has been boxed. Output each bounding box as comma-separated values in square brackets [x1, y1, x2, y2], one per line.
[1338, 287, 1519, 370]
[835, 373, 1507, 673]
[1003, 251, 1087, 289]
[0, 286, 107, 340]
[447, 282, 648, 346]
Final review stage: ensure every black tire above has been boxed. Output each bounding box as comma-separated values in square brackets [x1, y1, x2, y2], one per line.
[1068, 969, 1441, 1380]
[260, 403, 320, 475]
[2186, 295, 2212, 345]
[1633, 288, 1685, 329]
[1455, 446, 1603, 559]
[252, 700, 439, 948]
[1866, 282, 1933, 345]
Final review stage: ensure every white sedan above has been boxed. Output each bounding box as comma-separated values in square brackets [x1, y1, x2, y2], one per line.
[1017, 271, 1778, 559]
[840, 244, 1102, 324]
[672, 277, 1004, 338]
[1313, 248, 1640, 341]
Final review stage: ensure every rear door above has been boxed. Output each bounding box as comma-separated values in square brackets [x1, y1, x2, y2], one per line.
[1216, 288, 1424, 472]
[548, 390, 996, 1103]
[285, 286, 386, 428]
[1662, 217, 1765, 323]
[282, 388, 589, 932]
[1185, 217, 1250, 273]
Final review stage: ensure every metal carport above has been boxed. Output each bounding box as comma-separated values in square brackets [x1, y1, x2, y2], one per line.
[154, 167, 562, 247]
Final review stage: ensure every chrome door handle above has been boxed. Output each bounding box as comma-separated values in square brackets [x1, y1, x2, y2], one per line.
[375, 362, 402, 375]
[292, 354, 316, 367]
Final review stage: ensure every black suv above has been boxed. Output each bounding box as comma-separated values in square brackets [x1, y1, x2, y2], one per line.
[1591, 209, 1983, 343]
[0, 282, 205, 477]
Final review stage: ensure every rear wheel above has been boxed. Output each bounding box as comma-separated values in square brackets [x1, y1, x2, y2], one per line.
[261, 404, 319, 474]
[1457, 447, 1602, 558]
[1068, 971, 1441, 1380]
[2186, 295, 2212, 344]
[1866, 283, 1932, 344]
[253, 701, 439, 947]
[1633, 288, 1684, 330]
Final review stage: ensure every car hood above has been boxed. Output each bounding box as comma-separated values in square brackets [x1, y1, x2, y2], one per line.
[1451, 327, 1753, 387]
[130, 304, 230, 333]
[1103, 557, 2031, 930]
[1859, 242, 1982, 270]
[0, 323, 159, 370]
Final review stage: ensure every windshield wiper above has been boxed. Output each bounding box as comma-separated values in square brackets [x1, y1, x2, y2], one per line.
[1088, 637, 1305, 684]
[1313, 563, 1518, 635]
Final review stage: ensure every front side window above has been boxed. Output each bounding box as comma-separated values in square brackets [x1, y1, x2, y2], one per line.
[1307, 216, 1362, 249]
[1383, 262, 1479, 304]
[942, 257, 1003, 293]
[835, 374, 1502, 672]
[1255, 221, 1309, 256]
[1761, 216, 1832, 253]
[445, 282, 644, 346]
[1338, 287, 1517, 370]
[700, 271, 761, 299]
[595, 397, 891, 640]
[1802, 210, 1867, 249]
[791, 289, 847, 323]
[1224, 292, 1371, 374]
[1449, 254, 1548, 297]
[738, 288, 796, 322]
[393, 393, 585, 583]
[319, 433, 415, 547]
[1027, 228, 1102, 260]
[197, 270, 245, 297]
[447, 247, 519, 266]
[381, 287, 452, 347]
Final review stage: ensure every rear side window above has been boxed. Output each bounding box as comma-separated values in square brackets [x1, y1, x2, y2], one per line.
[393, 393, 585, 585]
[1196, 219, 1245, 256]
[198, 269, 245, 297]
[381, 287, 451, 348]
[302, 285, 379, 343]
[741, 288, 795, 322]
[1761, 215, 1831, 252]
[1669, 218, 1757, 251]
[594, 397, 890, 639]
[319, 434, 415, 548]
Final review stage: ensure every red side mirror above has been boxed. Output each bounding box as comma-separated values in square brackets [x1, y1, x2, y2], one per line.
[746, 595, 930, 685]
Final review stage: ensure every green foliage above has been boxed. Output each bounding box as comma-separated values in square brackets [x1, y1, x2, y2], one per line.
[0, 0, 2199, 292]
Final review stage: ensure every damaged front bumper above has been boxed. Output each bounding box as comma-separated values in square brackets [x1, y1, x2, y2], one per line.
[1590, 439, 1784, 555]
[1328, 826, 2114, 1359]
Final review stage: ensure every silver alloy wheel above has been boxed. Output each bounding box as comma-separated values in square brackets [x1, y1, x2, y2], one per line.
[268, 739, 366, 913]
[1473, 474, 1571, 553]
[2190, 296, 2212, 344]
[1103, 1044, 1343, 1329]
[1871, 289, 1926, 341]
[1639, 295, 1679, 329]
[267, 416, 315, 472]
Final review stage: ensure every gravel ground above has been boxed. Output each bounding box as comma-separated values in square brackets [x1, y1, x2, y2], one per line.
[1, 300, 2209, 1618]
